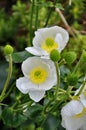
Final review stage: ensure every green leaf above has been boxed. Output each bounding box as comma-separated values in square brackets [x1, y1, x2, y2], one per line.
[24, 104, 43, 124]
[2, 107, 27, 128]
[12, 51, 33, 63]
[42, 114, 58, 130]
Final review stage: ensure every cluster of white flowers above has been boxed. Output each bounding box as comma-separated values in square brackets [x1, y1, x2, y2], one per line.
[16, 26, 86, 130]
[16, 26, 69, 102]
[61, 84, 86, 130]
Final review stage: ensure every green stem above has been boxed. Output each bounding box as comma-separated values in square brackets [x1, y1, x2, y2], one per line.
[30, 0, 35, 46]
[73, 51, 85, 73]
[3, 81, 15, 100]
[58, 59, 66, 66]
[43, 100, 52, 113]
[76, 78, 86, 96]
[0, 54, 12, 102]
[35, 0, 39, 31]
[73, 59, 81, 73]
[54, 62, 60, 98]
[44, 7, 52, 27]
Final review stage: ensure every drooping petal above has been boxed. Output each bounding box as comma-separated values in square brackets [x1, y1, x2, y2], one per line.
[29, 90, 45, 102]
[16, 77, 29, 94]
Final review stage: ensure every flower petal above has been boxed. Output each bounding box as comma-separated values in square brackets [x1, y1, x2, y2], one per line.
[29, 90, 45, 102]
[62, 115, 84, 130]
[55, 33, 64, 52]
[16, 77, 29, 94]
[61, 100, 83, 117]
[25, 47, 48, 56]
[61, 100, 84, 130]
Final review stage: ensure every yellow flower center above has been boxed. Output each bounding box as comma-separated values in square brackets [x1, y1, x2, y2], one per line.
[73, 108, 86, 118]
[41, 38, 58, 53]
[29, 67, 48, 84]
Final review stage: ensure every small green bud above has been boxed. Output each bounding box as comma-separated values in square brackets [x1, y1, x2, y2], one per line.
[4, 44, 13, 55]
[62, 51, 77, 65]
[67, 73, 78, 86]
[50, 49, 60, 62]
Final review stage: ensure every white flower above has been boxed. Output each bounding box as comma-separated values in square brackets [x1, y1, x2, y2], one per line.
[16, 57, 57, 102]
[61, 100, 86, 130]
[26, 26, 69, 58]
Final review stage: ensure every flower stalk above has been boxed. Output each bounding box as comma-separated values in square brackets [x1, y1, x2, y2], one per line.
[76, 78, 86, 96]
[0, 54, 12, 102]
[54, 62, 60, 98]
[30, 0, 35, 45]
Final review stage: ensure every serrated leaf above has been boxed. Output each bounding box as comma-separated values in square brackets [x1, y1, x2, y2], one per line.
[12, 51, 33, 63]
[2, 108, 27, 128]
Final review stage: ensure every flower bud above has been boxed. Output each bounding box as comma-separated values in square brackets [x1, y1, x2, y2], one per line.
[62, 51, 77, 65]
[4, 44, 13, 55]
[67, 73, 78, 86]
[50, 49, 60, 62]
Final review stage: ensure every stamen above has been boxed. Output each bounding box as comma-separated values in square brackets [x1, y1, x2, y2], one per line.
[41, 38, 58, 53]
[29, 67, 48, 84]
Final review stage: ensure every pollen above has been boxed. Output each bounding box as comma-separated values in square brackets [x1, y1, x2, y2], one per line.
[41, 38, 58, 53]
[29, 67, 48, 84]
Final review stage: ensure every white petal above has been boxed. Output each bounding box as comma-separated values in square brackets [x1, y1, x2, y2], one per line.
[61, 100, 83, 117]
[16, 77, 29, 94]
[25, 47, 47, 56]
[61, 115, 85, 130]
[29, 90, 45, 102]
[61, 100, 85, 130]
[55, 33, 67, 52]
